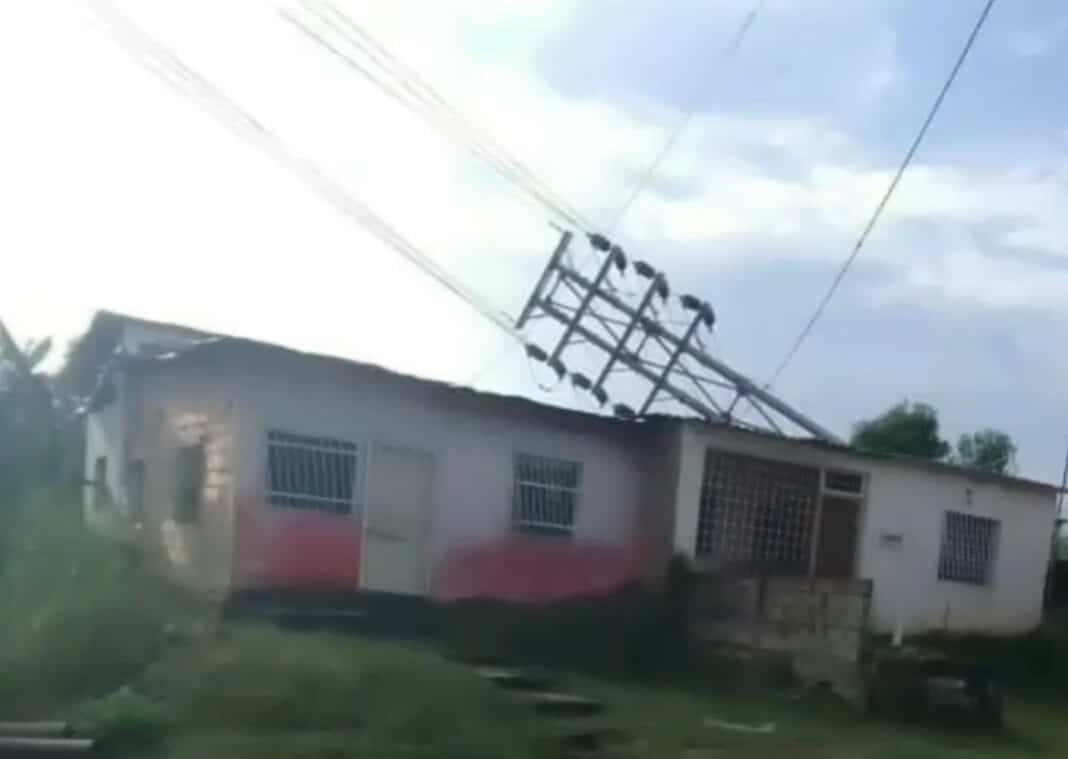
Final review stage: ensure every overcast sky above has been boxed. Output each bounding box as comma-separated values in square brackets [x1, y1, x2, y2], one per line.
[2, 0, 1066, 482]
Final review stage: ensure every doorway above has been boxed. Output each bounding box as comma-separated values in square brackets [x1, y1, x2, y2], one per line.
[362, 445, 435, 595]
[814, 495, 861, 578]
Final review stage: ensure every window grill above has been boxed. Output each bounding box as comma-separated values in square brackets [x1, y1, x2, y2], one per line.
[938, 511, 999, 586]
[696, 449, 820, 575]
[266, 430, 359, 515]
[513, 453, 582, 535]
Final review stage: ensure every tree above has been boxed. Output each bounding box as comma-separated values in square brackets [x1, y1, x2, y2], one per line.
[0, 324, 57, 504]
[954, 429, 1017, 475]
[850, 401, 950, 460]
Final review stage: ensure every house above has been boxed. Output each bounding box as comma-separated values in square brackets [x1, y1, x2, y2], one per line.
[81, 311, 1059, 636]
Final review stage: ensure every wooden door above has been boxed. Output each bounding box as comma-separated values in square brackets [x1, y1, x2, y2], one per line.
[814, 495, 861, 578]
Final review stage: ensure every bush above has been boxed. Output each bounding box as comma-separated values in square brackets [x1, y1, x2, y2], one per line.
[0, 487, 209, 717]
[911, 627, 1068, 691]
[71, 686, 174, 750]
[143, 626, 546, 759]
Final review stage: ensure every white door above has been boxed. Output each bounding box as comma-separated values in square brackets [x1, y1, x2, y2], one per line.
[362, 444, 435, 595]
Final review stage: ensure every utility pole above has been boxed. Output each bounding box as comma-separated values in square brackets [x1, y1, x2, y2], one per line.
[517, 232, 841, 442]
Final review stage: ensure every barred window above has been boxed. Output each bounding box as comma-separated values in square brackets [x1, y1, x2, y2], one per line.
[938, 511, 999, 586]
[696, 449, 820, 575]
[266, 430, 359, 515]
[513, 454, 582, 536]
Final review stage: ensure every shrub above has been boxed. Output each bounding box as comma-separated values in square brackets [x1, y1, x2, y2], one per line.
[0, 487, 209, 717]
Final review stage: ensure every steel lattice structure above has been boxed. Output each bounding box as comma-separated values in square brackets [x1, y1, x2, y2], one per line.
[517, 231, 841, 443]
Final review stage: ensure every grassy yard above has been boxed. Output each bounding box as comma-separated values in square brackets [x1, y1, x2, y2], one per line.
[4, 491, 1068, 758]
[570, 674, 1068, 759]
[122, 626, 548, 759]
[0, 491, 550, 758]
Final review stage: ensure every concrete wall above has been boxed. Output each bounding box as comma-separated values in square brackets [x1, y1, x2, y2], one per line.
[84, 375, 126, 528]
[84, 356, 237, 596]
[674, 423, 1058, 635]
[126, 362, 237, 596]
[213, 350, 670, 602]
[858, 462, 1055, 635]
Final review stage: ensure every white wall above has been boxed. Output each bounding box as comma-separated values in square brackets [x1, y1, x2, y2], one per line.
[858, 463, 1055, 635]
[673, 422, 1058, 635]
[216, 350, 664, 599]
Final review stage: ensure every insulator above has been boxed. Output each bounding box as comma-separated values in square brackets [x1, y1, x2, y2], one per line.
[588, 233, 611, 252]
[525, 344, 548, 362]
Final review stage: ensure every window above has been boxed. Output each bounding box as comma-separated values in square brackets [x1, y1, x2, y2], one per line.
[266, 430, 358, 514]
[93, 456, 108, 510]
[824, 469, 864, 496]
[513, 453, 582, 535]
[175, 444, 205, 523]
[696, 449, 819, 575]
[938, 511, 999, 586]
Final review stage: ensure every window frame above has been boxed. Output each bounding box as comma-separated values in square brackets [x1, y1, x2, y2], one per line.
[695, 448, 820, 576]
[937, 510, 1000, 587]
[511, 452, 583, 537]
[822, 469, 866, 497]
[265, 429, 361, 516]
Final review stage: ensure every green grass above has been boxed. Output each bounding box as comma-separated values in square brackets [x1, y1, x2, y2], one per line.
[567, 673, 1068, 758]
[0, 489, 549, 758]
[141, 626, 549, 759]
[6, 487, 1068, 759]
[0, 487, 210, 718]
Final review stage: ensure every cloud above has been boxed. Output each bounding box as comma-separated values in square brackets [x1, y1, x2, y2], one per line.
[2, 0, 1066, 480]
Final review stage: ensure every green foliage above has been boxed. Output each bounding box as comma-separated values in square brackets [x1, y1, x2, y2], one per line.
[852, 403, 1020, 475]
[145, 626, 546, 759]
[0, 332, 60, 533]
[0, 489, 547, 759]
[71, 686, 175, 750]
[911, 623, 1068, 691]
[0, 488, 208, 718]
[851, 401, 950, 460]
[954, 429, 1018, 475]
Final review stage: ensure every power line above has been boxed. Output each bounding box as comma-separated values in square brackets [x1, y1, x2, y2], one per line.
[607, 0, 766, 234]
[515, 0, 765, 393]
[763, 0, 997, 390]
[282, 0, 595, 232]
[92, 1, 522, 341]
[571, 0, 765, 341]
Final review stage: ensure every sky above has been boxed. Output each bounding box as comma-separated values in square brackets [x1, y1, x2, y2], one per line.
[1, 0, 1066, 482]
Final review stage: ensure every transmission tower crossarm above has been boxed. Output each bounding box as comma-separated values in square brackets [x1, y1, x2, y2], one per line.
[592, 272, 663, 395]
[548, 247, 619, 364]
[517, 231, 573, 329]
[553, 264, 841, 443]
[639, 308, 704, 415]
[537, 301, 723, 421]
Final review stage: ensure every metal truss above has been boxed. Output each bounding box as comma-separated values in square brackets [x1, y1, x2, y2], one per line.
[517, 231, 841, 443]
